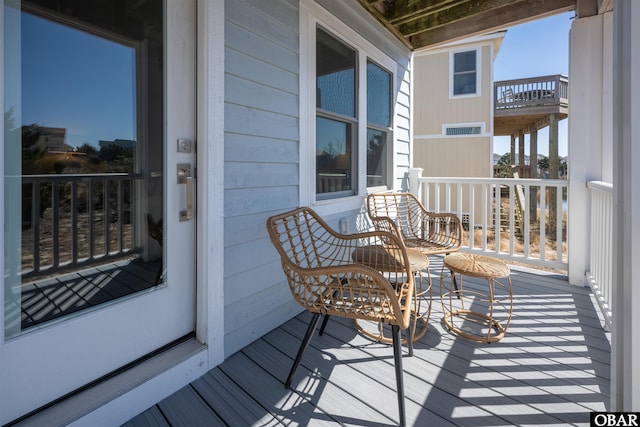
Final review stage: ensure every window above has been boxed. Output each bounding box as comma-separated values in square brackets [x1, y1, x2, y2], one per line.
[314, 26, 394, 200]
[366, 61, 391, 188]
[452, 49, 478, 96]
[316, 28, 357, 198]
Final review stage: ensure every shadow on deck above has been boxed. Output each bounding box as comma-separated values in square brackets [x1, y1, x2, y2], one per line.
[124, 257, 610, 426]
[12, 258, 161, 331]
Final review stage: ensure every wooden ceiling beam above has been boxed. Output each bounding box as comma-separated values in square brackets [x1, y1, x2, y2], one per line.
[397, 0, 523, 37]
[384, 0, 462, 25]
[409, 0, 576, 49]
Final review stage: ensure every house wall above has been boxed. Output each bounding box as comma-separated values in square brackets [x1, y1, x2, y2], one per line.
[414, 137, 491, 178]
[412, 42, 494, 179]
[222, 0, 303, 356]
[413, 45, 493, 136]
[222, 0, 413, 357]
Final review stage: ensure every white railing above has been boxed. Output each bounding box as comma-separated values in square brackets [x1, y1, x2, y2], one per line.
[21, 173, 142, 279]
[413, 176, 568, 270]
[586, 181, 613, 331]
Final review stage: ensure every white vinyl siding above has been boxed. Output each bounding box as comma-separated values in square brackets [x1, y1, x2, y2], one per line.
[223, 0, 302, 356]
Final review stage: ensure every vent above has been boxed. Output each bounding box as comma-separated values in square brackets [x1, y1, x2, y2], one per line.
[446, 126, 481, 136]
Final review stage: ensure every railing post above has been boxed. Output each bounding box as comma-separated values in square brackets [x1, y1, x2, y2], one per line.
[408, 168, 423, 199]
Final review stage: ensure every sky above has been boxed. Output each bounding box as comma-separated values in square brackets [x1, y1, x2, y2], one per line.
[492, 12, 573, 158]
[17, 10, 135, 149]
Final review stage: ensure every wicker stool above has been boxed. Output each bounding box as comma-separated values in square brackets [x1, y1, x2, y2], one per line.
[440, 253, 512, 343]
[352, 246, 431, 346]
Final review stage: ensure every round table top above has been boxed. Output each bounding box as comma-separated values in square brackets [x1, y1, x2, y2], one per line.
[444, 253, 510, 279]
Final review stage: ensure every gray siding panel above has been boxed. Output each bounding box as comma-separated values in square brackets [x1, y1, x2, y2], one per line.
[226, 48, 298, 94]
[226, 21, 298, 74]
[227, 0, 299, 52]
[225, 103, 298, 140]
[225, 161, 298, 189]
[226, 74, 298, 116]
[221, 0, 413, 357]
[225, 133, 298, 163]
[224, 0, 301, 359]
[224, 211, 281, 247]
[224, 186, 298, 217]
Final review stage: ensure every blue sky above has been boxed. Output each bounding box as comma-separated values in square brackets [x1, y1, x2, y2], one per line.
[21, 11, 135, 148]
[493, 12, 573, 157]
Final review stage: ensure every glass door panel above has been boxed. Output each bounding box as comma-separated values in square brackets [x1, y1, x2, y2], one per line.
[1, 1, 196, 423]
[4, 0, 164, 338]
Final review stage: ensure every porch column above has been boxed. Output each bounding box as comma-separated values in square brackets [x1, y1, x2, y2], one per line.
[568, 13, 607, 285]
[612, 1, 640, 411]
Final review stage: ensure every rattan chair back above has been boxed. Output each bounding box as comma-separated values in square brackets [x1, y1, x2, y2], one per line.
[367, 192, 462, 255]
[267, 207, 414, 328]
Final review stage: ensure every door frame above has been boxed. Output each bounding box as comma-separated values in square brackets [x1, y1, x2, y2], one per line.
[194, 0, 225, 370]
[0, 0, 225, 424]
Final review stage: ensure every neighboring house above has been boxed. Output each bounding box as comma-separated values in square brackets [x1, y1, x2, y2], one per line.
[412, 32, 505, 179]
[32, 127, 73, 154]
[1, 0, 638, 425]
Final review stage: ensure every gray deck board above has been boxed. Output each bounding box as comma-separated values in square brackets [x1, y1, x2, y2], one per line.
[124, 264, 610, 427]
[157, 386, 225, 426]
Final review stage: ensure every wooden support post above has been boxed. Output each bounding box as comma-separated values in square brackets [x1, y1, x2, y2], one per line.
[548, 114, 559, 233]
[529, 128, 538, 221]
[518, 130, 525, 171]
[510, 134, 516, 165]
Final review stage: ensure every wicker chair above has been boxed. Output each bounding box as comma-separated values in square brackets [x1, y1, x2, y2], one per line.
[266, 207, 414, 427]
[367, 192, 462, 256]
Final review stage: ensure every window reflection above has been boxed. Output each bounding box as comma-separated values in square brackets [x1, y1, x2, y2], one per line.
[4, 0, 164, 336]
[316, 27, 357, 197]
[316, 117, 353, 194]
[366, 61, 391, 188]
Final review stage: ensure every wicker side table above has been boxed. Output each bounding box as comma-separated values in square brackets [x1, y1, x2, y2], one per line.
[440, 253, 512, 343]
[352, 246, 432, 346]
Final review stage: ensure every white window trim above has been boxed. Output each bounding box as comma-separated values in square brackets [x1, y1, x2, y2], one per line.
[299, 0, 396, 216]
[449, 47, 481, 99]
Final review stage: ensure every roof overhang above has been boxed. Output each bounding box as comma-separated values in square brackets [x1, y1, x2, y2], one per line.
[356, 0, 586, 51]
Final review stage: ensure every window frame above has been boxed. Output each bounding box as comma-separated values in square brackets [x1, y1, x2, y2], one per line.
[300, 4, 397, 214]
[449, 47, 481, 98]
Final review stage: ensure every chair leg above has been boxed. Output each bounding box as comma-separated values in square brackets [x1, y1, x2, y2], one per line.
[391, 325, 406, 427]
[285, 312, 321, 388]
[319, 315, 330, 336]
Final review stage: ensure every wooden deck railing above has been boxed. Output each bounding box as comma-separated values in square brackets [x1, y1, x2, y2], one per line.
[586, 181, 613, 331]
[409, 172, 568, 270]
[21, 173, 143, 279]
[495, 74, 568, 111]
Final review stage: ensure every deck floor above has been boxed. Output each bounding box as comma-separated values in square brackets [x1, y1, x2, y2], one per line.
[124, 259, 610, 426]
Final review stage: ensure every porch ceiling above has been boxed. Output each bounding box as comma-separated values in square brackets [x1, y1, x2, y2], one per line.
[356, 0, 597, 51]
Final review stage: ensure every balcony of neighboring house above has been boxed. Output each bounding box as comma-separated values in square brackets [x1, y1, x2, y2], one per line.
[494, 75, 569, 179]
